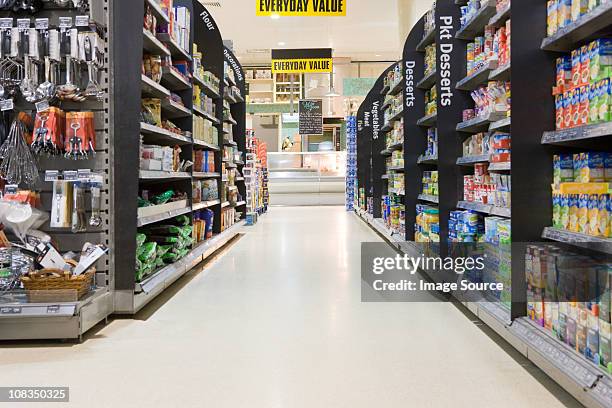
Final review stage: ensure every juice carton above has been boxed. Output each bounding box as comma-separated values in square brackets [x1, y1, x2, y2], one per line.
[573, 153, 582, 181]
[553, 194, 562, 227]
[578, 194, 589, 233]
[580, 45, 591, 87]
[558, 0, 572, 28]
[564, 91, 574, 128]
[589, 83, 599, 123]
[571, 49, 582, 88]
[588, 0, 600, 11]
[579, 85, 590, 125]
[571, 88, 581, 127]
[569, 194, 579, 232]
[580, 152, 605, 182]
[590, 39, 612, 82]
[556, 94, 566, 129]
[599, 194, 610, 238]
[597, 78, 611, 123]
[586, 307, 600, 363]
[571, 0, 588, 21]
[588, 194, 600, 236]
[560, 195, 570, 229]
[548, 1, 559, 37]
[605, 152, 612, 181]
[560, 154, 575, 183]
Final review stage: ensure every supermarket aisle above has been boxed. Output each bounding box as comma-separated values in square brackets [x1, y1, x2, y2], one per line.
[0, 207, 579, 408]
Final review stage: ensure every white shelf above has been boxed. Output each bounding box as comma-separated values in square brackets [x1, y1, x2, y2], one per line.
[192, 199, 221, 211]
[193, 172, 220, 179]
[156, 32, 191, 61]
[139, 170, 191, 180]
[140, 122, 192, 145]
[137, 204, 191, 227]
[142, 28, 170, 56]
[161, 67, 191, 91]
[145, 0, 170, 24]
[161, 99, 191, 119]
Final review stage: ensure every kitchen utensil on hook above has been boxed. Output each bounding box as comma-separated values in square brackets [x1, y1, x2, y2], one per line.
[0, 118, 39, 187]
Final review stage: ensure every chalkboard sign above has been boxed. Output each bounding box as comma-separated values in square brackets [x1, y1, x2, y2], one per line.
[299, 99, 323, 135]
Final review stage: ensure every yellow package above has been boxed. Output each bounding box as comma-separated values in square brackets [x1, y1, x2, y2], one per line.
[578, 194, 589, 234]
[599, 194, 611, 237]
[569, 194, 579, 232]
[588, 194, 600, 236]
[547, 1, 558, 37]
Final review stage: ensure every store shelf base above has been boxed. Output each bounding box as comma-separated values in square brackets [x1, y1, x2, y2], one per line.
[115, 221, 245, 314]
[0, 288, 112, 340]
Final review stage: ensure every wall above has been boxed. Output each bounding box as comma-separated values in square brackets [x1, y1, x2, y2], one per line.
[397, 0, 433, 44]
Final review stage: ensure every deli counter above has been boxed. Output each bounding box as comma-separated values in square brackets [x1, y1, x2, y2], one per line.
[267, 152, 346, 206]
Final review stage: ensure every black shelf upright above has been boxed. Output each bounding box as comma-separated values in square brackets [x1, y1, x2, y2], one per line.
[403, 16, 427, 241]
[437, 0, 470, 255]
[224, 46, 248, 218]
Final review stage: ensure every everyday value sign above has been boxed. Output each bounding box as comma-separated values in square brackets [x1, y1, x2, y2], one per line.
[271, 48, 333, 74]
[257, 0, 346, 16]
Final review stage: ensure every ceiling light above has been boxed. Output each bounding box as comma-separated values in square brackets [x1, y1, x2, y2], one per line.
[325, 88, 341, 97]
[375, 54, 382, 57]
[271, 13, 280, 19]
[278, 41, 286, 46]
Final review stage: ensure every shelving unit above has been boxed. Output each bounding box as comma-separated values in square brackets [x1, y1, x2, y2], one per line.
[112, 1, 247, 315]
[354, 1, 612, 405]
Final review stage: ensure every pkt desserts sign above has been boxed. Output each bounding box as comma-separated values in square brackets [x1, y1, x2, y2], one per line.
[271, 48, 333, 74]
[257, 0, 346, 16]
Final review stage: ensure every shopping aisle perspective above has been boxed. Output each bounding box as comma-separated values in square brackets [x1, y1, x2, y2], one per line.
[0, 207, 578, 408]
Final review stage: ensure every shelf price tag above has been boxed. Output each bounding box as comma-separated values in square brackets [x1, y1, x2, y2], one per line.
[0, 99, 14, 112]
[47, 305, 60, 314]
[77, 169, 91, 180]
[4, 184, 17, 195]
[1, 306, 22, 314]
[63, 171, 78, 181]
[75, 16, 89, 27]
[45, 170, 60, 181]
[35, 100, 49, 113]
[16, 19, 30, 29]
[35, 18, 49, 30]
[0, 18, 13, 29]
[59, 17, 73, 29]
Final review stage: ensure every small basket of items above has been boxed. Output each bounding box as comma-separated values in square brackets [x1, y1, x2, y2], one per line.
[20, 243, 107, 303]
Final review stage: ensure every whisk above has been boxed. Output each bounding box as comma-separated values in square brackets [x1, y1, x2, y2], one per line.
[0, 119, 39, 187]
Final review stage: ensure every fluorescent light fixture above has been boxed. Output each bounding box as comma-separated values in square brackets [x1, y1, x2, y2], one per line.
[271, 13, 280, 19]
[325, 88, 341, 97]
[278, 41, 286, 46]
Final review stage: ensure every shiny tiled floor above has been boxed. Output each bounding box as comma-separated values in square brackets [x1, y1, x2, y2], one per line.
[0, 207, 581, 407]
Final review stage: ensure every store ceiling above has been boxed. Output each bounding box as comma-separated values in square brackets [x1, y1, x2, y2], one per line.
[201, 0, 402, 64]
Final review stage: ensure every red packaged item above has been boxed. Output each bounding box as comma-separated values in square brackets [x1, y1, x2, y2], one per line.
[571, 88, 580, 127]
[563, 91, 573, 129]
[580, 45, 590, 87]
[556, 94, 565, 130]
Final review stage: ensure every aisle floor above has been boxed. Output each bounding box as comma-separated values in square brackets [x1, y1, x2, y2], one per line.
[0, 206, 581, 408]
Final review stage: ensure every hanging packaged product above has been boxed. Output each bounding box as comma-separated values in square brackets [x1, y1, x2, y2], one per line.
[32, 107, 66, 155]
[64, 111, 95, 159]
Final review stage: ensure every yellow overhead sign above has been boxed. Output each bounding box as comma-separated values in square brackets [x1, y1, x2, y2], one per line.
[257, 0, 346, 16]
[272, 58, 333, 73]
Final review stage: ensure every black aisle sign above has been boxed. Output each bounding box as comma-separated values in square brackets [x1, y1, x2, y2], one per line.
[299, 99, 323, 135]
